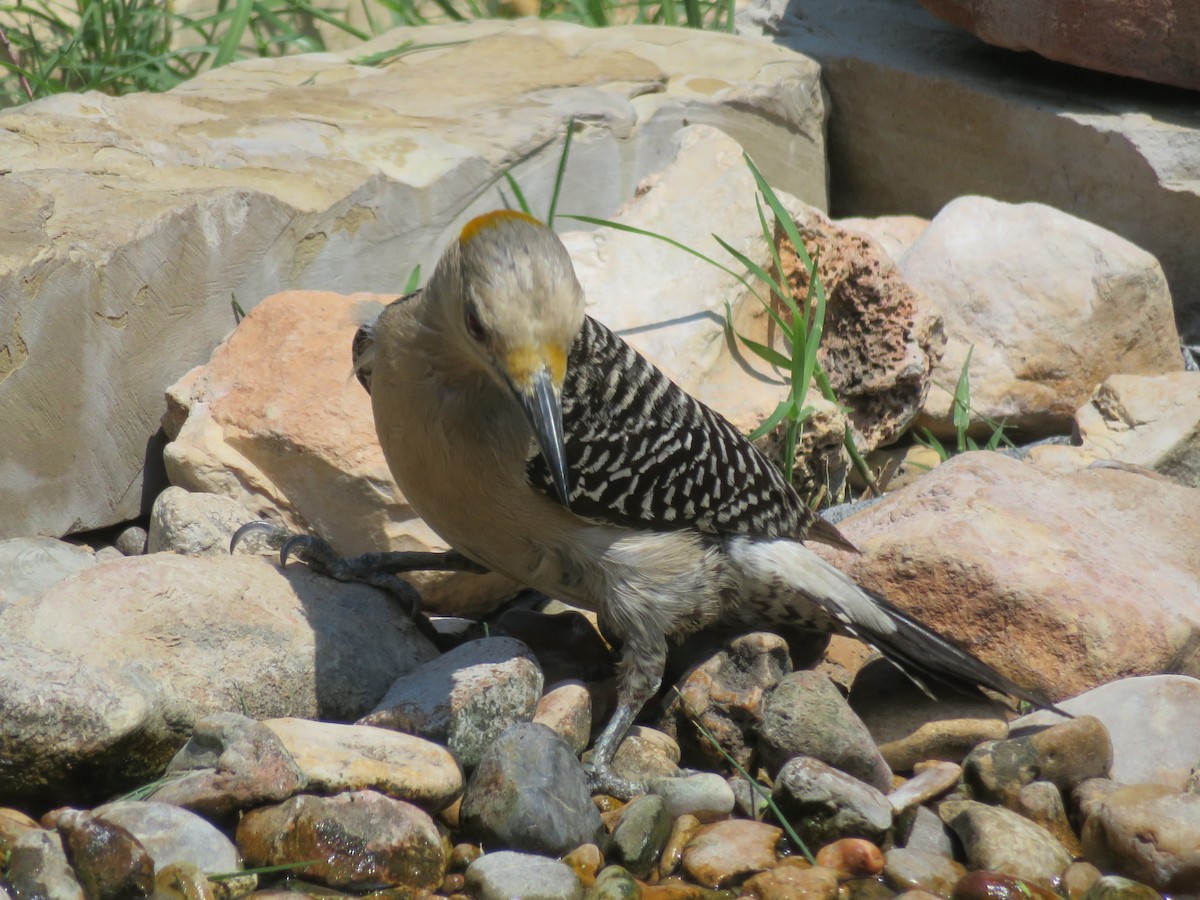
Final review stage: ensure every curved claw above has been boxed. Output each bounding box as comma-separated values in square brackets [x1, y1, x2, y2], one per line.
[230, 521, 282, 555]
[279, 534, 315, 568]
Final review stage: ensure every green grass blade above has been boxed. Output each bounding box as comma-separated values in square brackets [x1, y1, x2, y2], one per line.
[747, 397, 795, 442]
[503, 171, 532, 216]
[683, 0, 702, 27]
[953, 345, 974, 453]
[211, 0, 254, 68]
[712, 233, 792, 319]
[404, 264, 422, 294]
[546, 116, 575, 228]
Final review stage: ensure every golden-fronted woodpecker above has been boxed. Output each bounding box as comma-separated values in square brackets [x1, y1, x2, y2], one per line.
[263, 210, 1058, 797]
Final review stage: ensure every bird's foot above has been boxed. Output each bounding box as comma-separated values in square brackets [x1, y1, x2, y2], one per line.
[583, 762, 644, 802]
[230, 521, 488, 621]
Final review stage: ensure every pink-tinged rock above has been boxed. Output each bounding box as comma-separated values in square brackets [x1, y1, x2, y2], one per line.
[916, 0, 1200, 92]
[820, 452, 1200, 700]
[163, 290, 520, 617]
[681, 819, 782, 888]
[837, 215, 930, 263]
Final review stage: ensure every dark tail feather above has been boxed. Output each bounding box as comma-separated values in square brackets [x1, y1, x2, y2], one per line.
[851, 588, 1071, 718]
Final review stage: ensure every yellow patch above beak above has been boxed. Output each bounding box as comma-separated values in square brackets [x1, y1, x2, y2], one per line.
[506, 343, 567, 390]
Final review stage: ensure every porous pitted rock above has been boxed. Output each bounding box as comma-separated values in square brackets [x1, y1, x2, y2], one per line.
[773, 207, 944, 450]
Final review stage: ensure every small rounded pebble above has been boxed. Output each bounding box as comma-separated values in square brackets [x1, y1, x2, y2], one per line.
[814, 838, 885, 877]
[884, 847, 966, 895]
[950, 870, 1061, 900]
[449, 842, 483, 870]
[647, 773, 735, 823]
[562, 843, 605, 888]
[440, 873, 466, 893]
[584, 865, 641, 899]
[741, 864, 839, 899]
[1061, 861, 1103, 899]
[939, 799, 1072, 889]
[1015, 781, 1081, 857]
[659, 813, 702, 878]
[609, 795, 672, 878]
[465, 850, 583, 900]
[1080, 875, 1163, 899]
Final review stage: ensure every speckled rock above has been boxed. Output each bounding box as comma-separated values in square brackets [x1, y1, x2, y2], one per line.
[940, 799, 1072, 889]
[659, 631, 791, 773]
[1016, 675, 1200, 791]
[262, 717, 463, 811]
[584, 865, 640, 900]
[465, 850, 583, 900]
[150, 713, 307, 821]
[5, 828, 84, 900]
[533, 682, 593, 755]
[460, 722, 603, 856]
[758, 670, 892, 791]
[147, 487, 258, 556]
[236, 790, 445, 891]
[362, 636, 543, 769]
[603, 727, 681, 785]
[773, 757, 893, 847]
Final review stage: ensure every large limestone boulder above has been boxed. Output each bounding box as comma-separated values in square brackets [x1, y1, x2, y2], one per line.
[0, 19, 828, 541]
[738, 0, 1200, 343]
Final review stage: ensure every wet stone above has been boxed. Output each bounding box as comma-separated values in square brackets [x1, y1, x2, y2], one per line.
[659, 814, 702, 878]
[582, 865, 641, 900]
[1080, 875, 1164, 899]
[91, 801, 240, 875]
[465, 850, 583, 900]
[1061, 861, 1103, 899]
[815, 838, 885, 878]
[603, 726, 681, 785]
[883, 847, 966, 896]
[460, 722, 603, 856]
[54, 809, 154, 900]
[758, 671, 892, 791]
[940, 799, 1072, 889]
[681, 818, 781, 888]
[561, 843, 604, 888]
[949, 870, 1062, 900]
[6, 828, 85, 900]
[647, 773, 735, 823]
[151, 712, 308, 822]
[964, 716, 1112, 805]
[773, 757, 893, 847]
[740, 863, 840, 899]
[235, 789, 446, 891]
[609, 794, 672, 879]
[153, 862, 216, 900]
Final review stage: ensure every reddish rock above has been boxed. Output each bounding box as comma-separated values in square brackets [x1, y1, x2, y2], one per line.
[917, 0, 1200, 92]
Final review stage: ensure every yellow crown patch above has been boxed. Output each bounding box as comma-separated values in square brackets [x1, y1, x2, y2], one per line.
[460, 209, 543, 244]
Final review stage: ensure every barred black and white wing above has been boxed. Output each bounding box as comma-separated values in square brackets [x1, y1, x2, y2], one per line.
[525, 316, 856, 551]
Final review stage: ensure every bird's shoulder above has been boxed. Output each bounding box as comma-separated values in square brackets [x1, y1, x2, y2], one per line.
[526, 315, 850, 549]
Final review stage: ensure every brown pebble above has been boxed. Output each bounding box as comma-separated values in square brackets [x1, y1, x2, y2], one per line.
[439, 795, 462, 830]
[449, 843, 483, 871]
[439, 873, 465, 893]
[659, 814, 702, 877]
[594, 794, 626, 814]
[814, 838, 885, 878]
[561, 843, 604, 887]
[951, 870, 1060, 900]
[741, 863, 839, 899]
[1060, 861, 1102, 899]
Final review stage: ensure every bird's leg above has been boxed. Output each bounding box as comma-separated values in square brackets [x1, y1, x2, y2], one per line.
[229, 521, 488, 619]
[584, 632, 667, 800]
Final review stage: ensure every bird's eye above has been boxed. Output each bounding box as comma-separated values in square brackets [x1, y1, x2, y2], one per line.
[464, 308, 486, 341]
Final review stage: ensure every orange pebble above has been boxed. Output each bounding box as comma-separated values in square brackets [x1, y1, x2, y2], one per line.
[813, 838, 885, 878]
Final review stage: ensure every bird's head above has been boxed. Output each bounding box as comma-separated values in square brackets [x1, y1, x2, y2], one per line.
[429, 210, 585, 507]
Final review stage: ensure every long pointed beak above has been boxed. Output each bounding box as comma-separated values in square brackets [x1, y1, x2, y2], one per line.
[516, 367, 571, 508]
